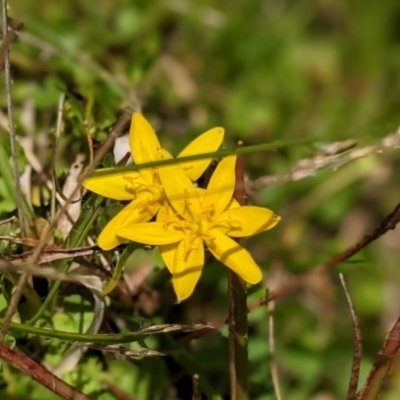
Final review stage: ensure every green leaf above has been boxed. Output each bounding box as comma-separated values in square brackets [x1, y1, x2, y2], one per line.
[0, 145, 17, 208]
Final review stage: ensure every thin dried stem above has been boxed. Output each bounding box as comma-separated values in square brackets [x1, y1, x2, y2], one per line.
[268, 300, 282, 400]
[192, 374, 202, 400]
[0, 215, 16, 225]
[228, 141, 249, 400]
[339, 273, 362, 400]
[102, 381, 136, 400]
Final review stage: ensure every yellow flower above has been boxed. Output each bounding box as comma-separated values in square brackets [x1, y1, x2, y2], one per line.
[83, 113, 224, 250]
[117, 154, 281, 301]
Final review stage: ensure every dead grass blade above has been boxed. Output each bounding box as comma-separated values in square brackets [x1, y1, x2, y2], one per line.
[357, 313, 400, 400]
[5, 245, 103, 264]
[76, 343, 164, 358]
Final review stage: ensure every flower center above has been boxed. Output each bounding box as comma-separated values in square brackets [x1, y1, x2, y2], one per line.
[148, 184, 164, 203]
[192, 218, 208, 237]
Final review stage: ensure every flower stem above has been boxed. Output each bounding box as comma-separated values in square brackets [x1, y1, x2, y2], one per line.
[228, 142, 249, 400]
[228, 272, 249, 400]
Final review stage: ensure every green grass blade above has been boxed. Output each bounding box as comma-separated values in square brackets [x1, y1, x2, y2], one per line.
[102, 243, 138, 296]
[0, 145, 34, 218]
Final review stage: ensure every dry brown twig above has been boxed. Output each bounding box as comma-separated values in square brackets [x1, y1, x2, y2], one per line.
[3, 244, 103, 264]
[0, 345, 92, 400]
[257, 200, 400, 306]
[102, 380, 136, 400]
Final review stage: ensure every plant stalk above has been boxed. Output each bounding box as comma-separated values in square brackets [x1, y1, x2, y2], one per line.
[228, 143, 249, 400]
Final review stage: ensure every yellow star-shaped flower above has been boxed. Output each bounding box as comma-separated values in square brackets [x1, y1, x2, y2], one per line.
[83, 113, 224, 250]
[117, 153, 280, 301]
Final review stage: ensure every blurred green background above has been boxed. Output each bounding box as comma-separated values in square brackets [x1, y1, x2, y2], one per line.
[1, 0, 400, 399]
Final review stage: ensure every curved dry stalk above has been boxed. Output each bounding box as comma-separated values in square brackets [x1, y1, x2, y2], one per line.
[268, 300, 282, 400]
[357, 313, 400, 399]
[339, 273, 362, 400]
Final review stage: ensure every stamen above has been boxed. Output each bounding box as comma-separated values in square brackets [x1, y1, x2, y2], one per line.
[212, 215, 241, 233]
[227, 214, 241, 228]
[184, 243, 197, 260]
[123, 175, 147, 192]
[203, 231, 216, 243]
[162, 217, 190, 234]
[152, 169, 160, 183]
[200, 203, 215, 219]
[138, 196, 155, 213]
[183, 237, 199, 260]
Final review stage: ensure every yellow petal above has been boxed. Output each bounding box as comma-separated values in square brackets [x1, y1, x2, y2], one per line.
[172, 236, 204, 301]
[83, 170, 139, 200]
[117, 221, 184, 245]
[159, 243, 179, 273]
[98, 198, 156, 250]
[129, 113, 161, 164]
[227, 198, 240, 210]
[156, 201, 178, 222]
[178, 127, 224, 181]
[157, 149, 200, 218]
[201, 155, 237, 219]
[215, 206, 280, 237]
[206, 229, 262, 284]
